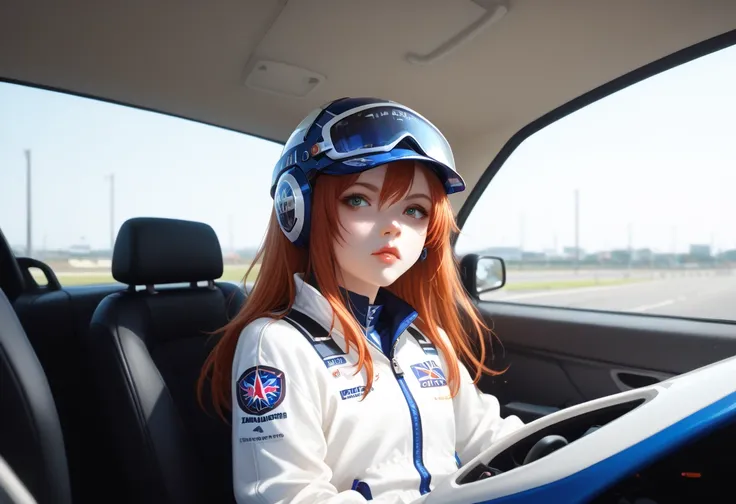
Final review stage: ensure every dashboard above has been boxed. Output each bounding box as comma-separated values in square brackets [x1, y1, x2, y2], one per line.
[421, 354, 736, 504]
[591, 417, 734, 503]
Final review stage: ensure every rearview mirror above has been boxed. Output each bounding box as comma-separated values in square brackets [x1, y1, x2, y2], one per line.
[460, 254, 506, 298]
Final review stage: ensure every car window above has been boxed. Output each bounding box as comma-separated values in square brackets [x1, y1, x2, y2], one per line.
[455, 43, 736, 322]
[0, 82, 283, 286]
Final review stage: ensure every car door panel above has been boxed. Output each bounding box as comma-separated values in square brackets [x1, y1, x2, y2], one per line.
[475, 302, 736, 420]
[480, 350, 583, 410]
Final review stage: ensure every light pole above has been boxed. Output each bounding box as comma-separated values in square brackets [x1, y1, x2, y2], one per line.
[106, 174, 115, 251]
[25, 149, 32, 256]
[228, 214, 235, 253]
[574, 189, 580, 273]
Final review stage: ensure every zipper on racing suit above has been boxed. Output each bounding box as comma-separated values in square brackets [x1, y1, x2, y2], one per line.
[391, 337, 432, 494]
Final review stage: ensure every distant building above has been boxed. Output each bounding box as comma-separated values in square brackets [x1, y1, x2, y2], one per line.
[69, 243, 91, 256]
[479, 247, 522, 261]
[632, 248, 653, 262]
[562, 247, 584, 259]
[521, 251, 546, 261]
[689, 244, 712, 259]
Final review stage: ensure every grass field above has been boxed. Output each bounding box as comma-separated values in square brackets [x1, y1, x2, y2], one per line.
[37, 264, 648, 292]
[503, 277, 646, 291]
[34, 264, 262, 287]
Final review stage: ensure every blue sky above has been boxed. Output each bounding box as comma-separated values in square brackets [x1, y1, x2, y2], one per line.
[1, 43, 735, 255]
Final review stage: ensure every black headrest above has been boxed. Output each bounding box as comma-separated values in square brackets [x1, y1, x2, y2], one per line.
[112, 217, 223, 285]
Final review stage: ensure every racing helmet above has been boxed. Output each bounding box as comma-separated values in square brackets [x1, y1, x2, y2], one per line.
[271, 97, 465, 247]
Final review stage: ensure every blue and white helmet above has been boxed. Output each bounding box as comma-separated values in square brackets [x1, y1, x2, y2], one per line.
[271, 97, 466, 247]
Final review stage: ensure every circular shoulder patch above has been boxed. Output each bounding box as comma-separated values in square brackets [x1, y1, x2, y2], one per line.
[236, 365, 286, 416]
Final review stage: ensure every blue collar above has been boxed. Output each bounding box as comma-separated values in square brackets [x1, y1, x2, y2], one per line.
[339, 286, 418, 357]
[306, 273, 418, 357]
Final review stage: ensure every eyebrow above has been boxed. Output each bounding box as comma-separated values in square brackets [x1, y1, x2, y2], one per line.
[351, 182, 380, 192]
[404, 193, 431, 203]
[348, 182, 431, 203]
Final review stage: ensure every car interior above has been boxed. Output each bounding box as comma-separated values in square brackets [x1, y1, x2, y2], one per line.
[1, 1, 736, 503]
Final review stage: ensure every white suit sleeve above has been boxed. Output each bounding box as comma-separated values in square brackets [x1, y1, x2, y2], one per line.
[232, 319, 415, 504]
[436, 329, 524, 465]
[452, 361, 525, 464]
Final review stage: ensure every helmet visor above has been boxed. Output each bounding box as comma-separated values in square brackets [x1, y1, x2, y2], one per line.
[328, 106, 455, 171]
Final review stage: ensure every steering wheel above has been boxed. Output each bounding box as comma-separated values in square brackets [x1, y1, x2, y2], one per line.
[522, 434, 569, 465]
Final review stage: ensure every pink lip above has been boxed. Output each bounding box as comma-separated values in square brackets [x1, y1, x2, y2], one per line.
[372, 246, 401, 264]
[372, 246, 401, 260]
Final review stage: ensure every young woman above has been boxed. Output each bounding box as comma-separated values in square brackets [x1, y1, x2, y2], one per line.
[199, 97, 523, 503]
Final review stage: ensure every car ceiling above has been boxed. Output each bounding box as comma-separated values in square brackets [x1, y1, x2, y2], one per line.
[1, 0, 735, 210]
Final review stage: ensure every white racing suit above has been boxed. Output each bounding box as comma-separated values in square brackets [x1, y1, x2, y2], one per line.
[232, 273, 523, 503]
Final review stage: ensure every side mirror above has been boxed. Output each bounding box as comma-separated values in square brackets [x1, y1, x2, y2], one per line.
[460, 254, 506, 299]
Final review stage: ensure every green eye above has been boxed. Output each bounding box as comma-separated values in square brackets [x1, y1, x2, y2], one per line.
[406, 207, 427, 219]
[344, 195, 369, 207]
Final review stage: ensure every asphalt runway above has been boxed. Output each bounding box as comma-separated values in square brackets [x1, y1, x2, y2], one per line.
[482, 269, 736, 321]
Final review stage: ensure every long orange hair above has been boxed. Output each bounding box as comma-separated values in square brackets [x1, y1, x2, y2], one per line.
[198, 160, 504, 420]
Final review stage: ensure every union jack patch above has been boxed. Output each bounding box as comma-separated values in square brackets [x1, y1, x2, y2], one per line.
[410, 360, 447, 388]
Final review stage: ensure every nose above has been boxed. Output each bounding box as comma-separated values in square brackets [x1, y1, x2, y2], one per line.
[381, 220, 401, 237]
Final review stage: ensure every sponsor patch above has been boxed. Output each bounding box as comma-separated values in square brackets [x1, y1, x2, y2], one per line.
[340, 386, 371, 400]
[238, 413, 287, 444]
[410, 360, 447, 388]
[239, 433, 285, 444]
[325, 356, 347, 368]
[240, 412, 288, 424]
[236, 366, 286, 416]
[446, 177, 464, 188]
